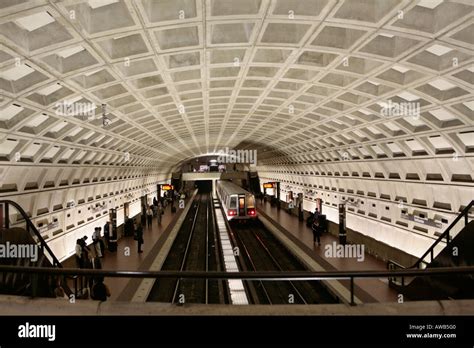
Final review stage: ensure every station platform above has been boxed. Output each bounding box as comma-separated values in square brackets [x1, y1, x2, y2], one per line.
[61, 201, 189, 301]
[257, 200, 398, 303]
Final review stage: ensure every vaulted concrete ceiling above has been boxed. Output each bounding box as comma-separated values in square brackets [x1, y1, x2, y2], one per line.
[0, 0, 473, 173]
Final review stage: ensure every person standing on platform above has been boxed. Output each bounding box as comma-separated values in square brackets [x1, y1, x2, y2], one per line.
[78, 236, 90, 263]
[83, 252, 94, 293]
[75, 239, 84, 268]
[157, 202, 163, 225]
[92, 227, 102, 258]
[146, 206, 153, 229]
[312, 218, 322, 246]
[103, 222, 110, 250]
[136, 223, 144, 253]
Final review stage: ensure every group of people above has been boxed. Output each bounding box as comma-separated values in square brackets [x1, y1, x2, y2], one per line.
[73, 226, 111, 301]
[146, 197, 164, 228]
[70, 192, 191, 299]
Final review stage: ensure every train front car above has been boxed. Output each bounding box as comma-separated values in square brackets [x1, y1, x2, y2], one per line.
[216, 180, 257, 221]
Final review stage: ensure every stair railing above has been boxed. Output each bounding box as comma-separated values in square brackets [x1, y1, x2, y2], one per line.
[412, 200, 473, 269]
[387, 200, 473, 288]
[0, 200, 61, 267]
[0, 200, 74, 297]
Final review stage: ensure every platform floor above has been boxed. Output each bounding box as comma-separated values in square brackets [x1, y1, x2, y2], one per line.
[62, 201, 187, 301]
[257, 200, 398, 303]
[62, 196, 397, 303]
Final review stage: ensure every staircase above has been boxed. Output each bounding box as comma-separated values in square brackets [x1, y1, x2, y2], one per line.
[389, 200, 474, 300]
[0, 200, 70, 298]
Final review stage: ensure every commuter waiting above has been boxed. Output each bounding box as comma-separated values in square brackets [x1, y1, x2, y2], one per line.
[75, 239, 84, 269]
[312, 218, 322, 246]
[103, 222, 110, 250]
[157, 202, 163, 225]
[146, 206, 153, 229]
[135, 222, 144, 253]
[92, 227, 103, 258]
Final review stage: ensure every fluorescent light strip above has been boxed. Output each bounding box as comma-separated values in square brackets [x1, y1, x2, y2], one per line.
[214, 198, 249, 305]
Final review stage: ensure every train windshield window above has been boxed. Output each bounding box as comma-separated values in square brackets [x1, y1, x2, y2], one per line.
[230, 196, 237, 208]
[247, 195, 255, 208]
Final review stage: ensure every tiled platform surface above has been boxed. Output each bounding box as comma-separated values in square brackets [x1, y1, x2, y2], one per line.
[62, 200, 189, 301]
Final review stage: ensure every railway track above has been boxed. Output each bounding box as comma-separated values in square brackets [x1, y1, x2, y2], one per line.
[147, 193, 223, 304]
[232, 221, 337, 305]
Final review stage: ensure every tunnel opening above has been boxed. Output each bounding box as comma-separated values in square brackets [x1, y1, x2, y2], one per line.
[194, 180, 212, 193]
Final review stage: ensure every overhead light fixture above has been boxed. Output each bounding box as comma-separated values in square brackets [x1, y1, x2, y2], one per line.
[428, 78, 456, 91]
[0, 65, 35, 81]
[57, 46, 85, 59]
[392, 65, 410, 73]
[37, 83, 62, 96]
[426, 44, 453, 56]
[15, 12, 55, 32]
[417, 0, 443, 9]
[397, 91, 420, 101]
[88, 0, 119, 9]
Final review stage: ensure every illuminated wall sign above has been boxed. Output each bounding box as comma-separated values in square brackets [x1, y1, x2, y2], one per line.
[263, 183, 274, 189]
[162, 184, 173, 191]
[401, 213, 442, 228]
[38, 221, 59, 233]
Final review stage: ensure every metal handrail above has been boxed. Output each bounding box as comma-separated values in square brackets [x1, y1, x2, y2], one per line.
[1, 265, 473, 305]
[0, 200, 62, 268]
[412, 200, 473, 269]
[1, 265, 472, 279]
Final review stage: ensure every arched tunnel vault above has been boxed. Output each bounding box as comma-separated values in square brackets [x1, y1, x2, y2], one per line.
[165, 140, 288, 175]
[0, 1, 472, 262]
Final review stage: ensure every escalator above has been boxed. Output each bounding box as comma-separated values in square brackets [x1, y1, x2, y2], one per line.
[0, 200, 70, 298]
[390, 201, 474, 300]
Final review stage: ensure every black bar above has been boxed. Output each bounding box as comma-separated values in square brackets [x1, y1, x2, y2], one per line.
[0, 316, 473, 345]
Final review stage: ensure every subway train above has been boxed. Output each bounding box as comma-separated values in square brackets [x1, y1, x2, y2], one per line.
[216, 180, 257, 221]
